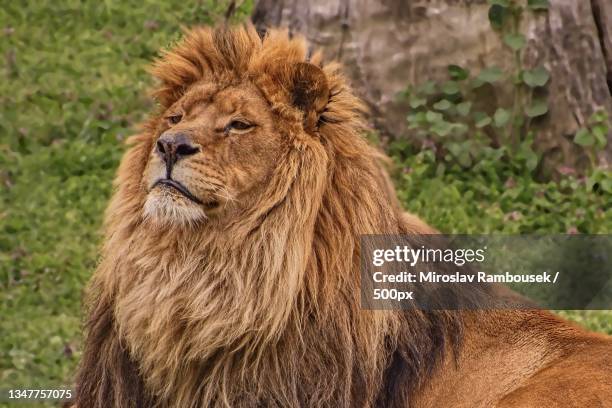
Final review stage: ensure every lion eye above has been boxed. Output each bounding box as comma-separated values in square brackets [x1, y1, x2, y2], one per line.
[228, 120, 253, 131]
[167, 114, 182, 125]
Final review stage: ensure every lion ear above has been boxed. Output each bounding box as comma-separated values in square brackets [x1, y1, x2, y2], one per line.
[290, 62, 329, 114]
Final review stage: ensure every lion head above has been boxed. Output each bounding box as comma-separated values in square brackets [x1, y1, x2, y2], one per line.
[136, 26, 334, 227]
[81, 24, 454, 408]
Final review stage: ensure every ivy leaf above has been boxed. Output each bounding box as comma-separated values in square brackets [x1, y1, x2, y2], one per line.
[524, 149, 539, 171]
[589, 110, 608, 124]
[407, 112, 426, 128]
[601, 179, 612, 194]
[474, 112, 492, 128]
[477, 67, 503, 83]
[494, 108, 511, 127]
[452, 123, 469, 136]
[458, 150, 472, 167]
[409, 95, 427, 109]
[504, 33, 526, 51]
[425, 110, 443, 123]
[470, 78, 485, 89]
[418, 81, 437, 95]
[476, 117, 492, 128]
[457, 101, 472, 116]
[573, 128, 594, 147]
[431, 121, 452, 137]
[447, 143, 461, 157]
[488, 4, 507, 30]
[442, 81, 460, 95]
[516, 140, 539, 171]
[525, 99, 548, 117]
[433, 99, 452, 111]
[592, 124, 608, 148]
[522, 67, 550, 87]
[448, 65, 470, 81]
[447, 141, 473, 167]
[528, 0, 549, 10]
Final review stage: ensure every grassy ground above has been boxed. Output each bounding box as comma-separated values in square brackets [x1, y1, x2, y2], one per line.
[0, 1, 252, 404]
[0, 1, 610, 405]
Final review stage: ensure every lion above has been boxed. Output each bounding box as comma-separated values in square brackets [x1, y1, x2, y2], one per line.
[74, 24, 612, 407]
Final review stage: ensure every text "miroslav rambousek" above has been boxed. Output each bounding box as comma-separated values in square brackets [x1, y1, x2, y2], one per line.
[372, 271, 560, 284]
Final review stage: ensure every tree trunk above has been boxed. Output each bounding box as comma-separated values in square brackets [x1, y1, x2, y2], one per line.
[252, 0, 612, 171]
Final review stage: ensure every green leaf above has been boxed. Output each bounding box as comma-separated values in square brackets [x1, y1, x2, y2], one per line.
[518, 143, 539, 171]
[522, 67, 550, 87]
[504, 33, 526, 51]
[528, 0, 549, 10]
[488, 0, 509, 5]
[592, 124, 608, 148]
[447, 141, 474, 167]
[589, 110, 608, 124]
[525, 99, 549, 117]
[470, 78, 485, 89]
[448, 65, 470, 81]
[525, 150, 538, 171]
[458, 150, 472, 167]
[601, 179, 612, 194]
[488, 4, 507, 30]
[425, 110, 443, 123]
[574, 128, 594, 147]
[409, 95, 427, 109]
[476, 117, 492, 128]
[493, 108, 511, 127]
[431, 121, 452, 137]
[457, 101, 472, 116]
[407, 112, 427, 128]
[442, 81, 461, 95]
[477, 67, 503, 83]
[474, 112, 492, 128]
[433, 99, 452, 111]
[447, 142, 463, 158]
[410, 111, 427, 123]
[418, 81, 437, 95]
[452, 123, 469, 136]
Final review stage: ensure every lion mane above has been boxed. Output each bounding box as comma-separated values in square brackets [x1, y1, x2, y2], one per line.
[74, 24, 456, 407]
[75, 24, 612, 408]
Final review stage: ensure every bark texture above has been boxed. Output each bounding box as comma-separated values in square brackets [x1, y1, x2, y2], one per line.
[253, 0, 612, 168]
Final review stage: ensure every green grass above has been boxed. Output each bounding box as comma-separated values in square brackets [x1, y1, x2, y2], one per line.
[0, 1, 252, 404]
[0, 1, 610, 405]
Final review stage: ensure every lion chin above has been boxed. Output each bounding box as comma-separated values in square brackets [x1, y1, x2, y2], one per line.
[143, 189, 207, 226]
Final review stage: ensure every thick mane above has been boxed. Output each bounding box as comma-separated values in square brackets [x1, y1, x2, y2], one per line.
[76, 24, 461, 408]
[150, 24, 367, 136]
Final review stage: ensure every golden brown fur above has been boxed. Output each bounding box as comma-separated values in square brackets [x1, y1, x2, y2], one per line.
[75, 24, 612, 407]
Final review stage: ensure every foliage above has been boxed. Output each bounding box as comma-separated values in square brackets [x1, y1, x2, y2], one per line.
[401, 0, 609, 177]
[388, 143, 611, 234]
[0, 1, 609, 405]
[574, 111, 611, 170]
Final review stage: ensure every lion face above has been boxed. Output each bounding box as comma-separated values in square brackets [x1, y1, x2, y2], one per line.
[143, 81, 286, 225]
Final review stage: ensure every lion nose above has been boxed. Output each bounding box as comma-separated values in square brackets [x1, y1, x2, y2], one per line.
[156, 132, 199, 176]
